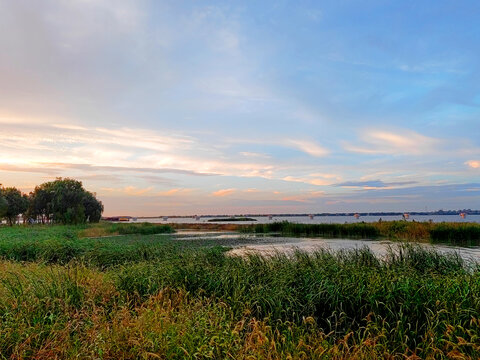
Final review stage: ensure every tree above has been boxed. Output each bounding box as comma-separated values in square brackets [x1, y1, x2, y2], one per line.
[0, 192, 7, 219]
[29, 178, 103, 224]
[50, 178, 86, 224]
[27, 185, 52, 223]
[1, 187, 29, 226]
[83, 191, 104, 223]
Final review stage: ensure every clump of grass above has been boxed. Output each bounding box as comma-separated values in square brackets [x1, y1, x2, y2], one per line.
[430, 223, 480, 244]
[78, 222, 174, 237]
[247, 221, 380, 238]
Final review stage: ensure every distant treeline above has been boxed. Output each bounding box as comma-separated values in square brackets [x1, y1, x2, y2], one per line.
[244, 221, 480, 244]
[0, 178, 103, 225]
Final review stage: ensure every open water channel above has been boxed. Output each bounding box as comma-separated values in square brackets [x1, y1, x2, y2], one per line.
[167, 230, 480, 263]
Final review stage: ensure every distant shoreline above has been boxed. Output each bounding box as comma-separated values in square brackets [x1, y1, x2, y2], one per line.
[104, 211, 480, 219]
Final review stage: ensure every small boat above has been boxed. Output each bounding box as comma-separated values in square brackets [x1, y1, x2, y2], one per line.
[163, 216, 169, 221]
[460, 212, 466, 219]
[354, 213, 360, 219]
[132, 217, 138, 222]
[118, 217, 130, 222]
[195, 215, 201, 221]
[309, 214, 314, 220]
[268, 215, 273, 220]
[403, 213, 410, 220]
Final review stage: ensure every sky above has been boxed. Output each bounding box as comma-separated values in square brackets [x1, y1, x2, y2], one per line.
[0, 0, 479, 216]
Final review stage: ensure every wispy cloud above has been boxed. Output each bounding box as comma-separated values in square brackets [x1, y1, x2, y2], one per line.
[281, 191, 324, 203]
[344, 129, 441, 155]
[212, 188, 236, 197]
[101, 186, 154, 197]
[336, 180, 417, 189]
[283, 173, 341, 186]
[287, 139, 329, 157]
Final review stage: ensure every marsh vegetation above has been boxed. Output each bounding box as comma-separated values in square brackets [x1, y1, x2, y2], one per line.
[246, 220, 480, 245]
[0, 223, 479, 358]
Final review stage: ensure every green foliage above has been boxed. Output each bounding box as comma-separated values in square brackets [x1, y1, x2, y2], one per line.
[28, 178, 103, 224]
[0, 186, 29, 225]
[82, 191, 104, 222]
[0, 194, 7, 218]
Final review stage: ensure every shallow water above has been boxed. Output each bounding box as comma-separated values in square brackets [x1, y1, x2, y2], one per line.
[167, 231, 480, 262]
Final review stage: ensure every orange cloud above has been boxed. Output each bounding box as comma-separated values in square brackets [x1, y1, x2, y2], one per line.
[466, 160, 480, 168]
[212, 188, 236, 197]
[156, 188, 193, 196]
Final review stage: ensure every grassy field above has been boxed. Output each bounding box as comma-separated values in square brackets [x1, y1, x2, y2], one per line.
[0, 224, 480, 359]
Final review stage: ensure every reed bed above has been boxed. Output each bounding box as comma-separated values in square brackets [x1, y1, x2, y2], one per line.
[246, 220, 480, 244]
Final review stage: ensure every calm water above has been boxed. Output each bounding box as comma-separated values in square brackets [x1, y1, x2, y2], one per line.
[139, 214, 480, 224]
[170, 230, 480, 262]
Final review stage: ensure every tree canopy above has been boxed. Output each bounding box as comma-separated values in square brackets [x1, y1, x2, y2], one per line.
[28, 178, 104, 225]
[1, 178, 103, 225]
[0, 191, 7, 219]
[0, 187, 29, 226]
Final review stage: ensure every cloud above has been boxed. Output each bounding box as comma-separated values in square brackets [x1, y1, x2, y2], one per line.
[336, 180, 417, 189]
[212, 188, 236, 197]
[283, 173, 341, 186]
[239, 151, 270, 159]
[466, 160, 480, 169]
[41, 163, 214, 177]
[156, 188, 193, 196]
[287, 139, 329, 157]
[344, 129, 441, 155]
[101, 186, 154, 196]
[281, 191, 324, 203]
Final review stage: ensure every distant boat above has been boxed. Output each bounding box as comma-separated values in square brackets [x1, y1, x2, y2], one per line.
[309, 214, 314, 219]
[460, 212, 466, 219]
[354, 213, 360, 219]
[268, 215, 273, 220]
[163, 216, 168, 221]
[132, 217, 138, 222]
[195, 215, 201, 220]
[118, 217, 130, 222]
[403, 213, 410, 220]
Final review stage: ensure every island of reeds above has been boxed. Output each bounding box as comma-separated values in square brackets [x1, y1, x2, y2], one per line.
[1, 221, 480, 359]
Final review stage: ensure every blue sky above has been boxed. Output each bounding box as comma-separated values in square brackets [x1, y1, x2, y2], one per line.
[0, 0, 479, 215]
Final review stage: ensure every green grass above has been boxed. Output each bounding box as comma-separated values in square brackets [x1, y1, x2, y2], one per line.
[1, 224, 480, 358]
[430, 223, 480, 244]
[0, 223, 175, 267]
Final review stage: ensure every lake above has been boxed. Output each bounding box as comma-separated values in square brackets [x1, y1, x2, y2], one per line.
[138, 214, 480, 224]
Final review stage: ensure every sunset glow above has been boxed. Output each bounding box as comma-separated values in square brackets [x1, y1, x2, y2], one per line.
[1, 1, 479, 215]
